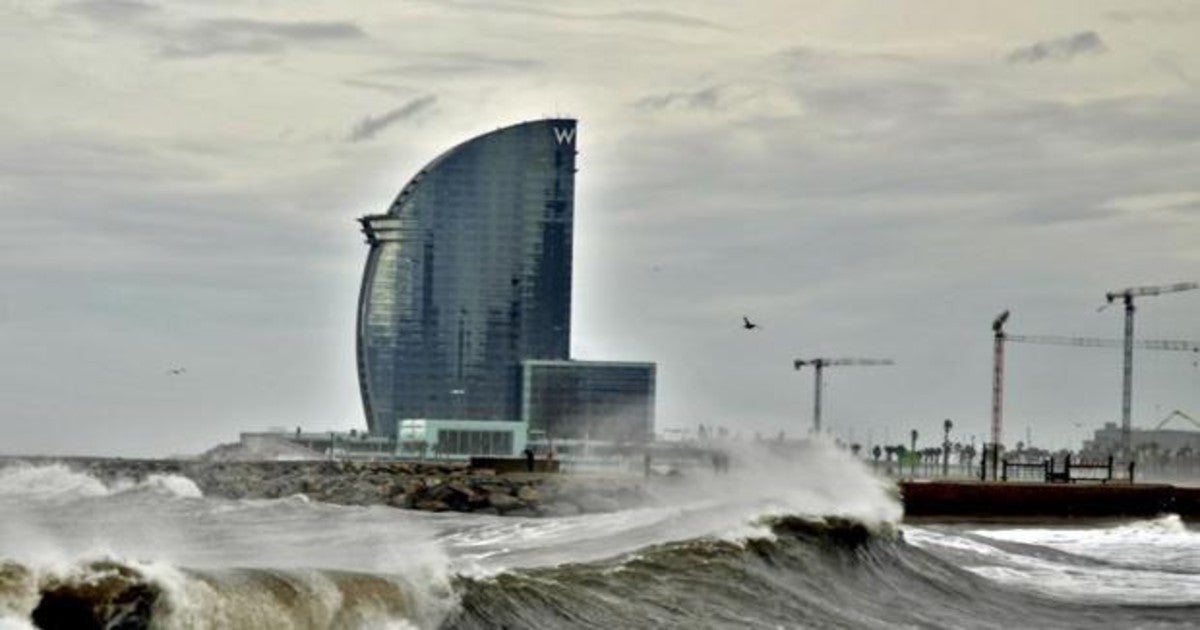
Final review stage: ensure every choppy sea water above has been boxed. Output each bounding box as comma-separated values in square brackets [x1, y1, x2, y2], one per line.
[0, 445, 1197, 629]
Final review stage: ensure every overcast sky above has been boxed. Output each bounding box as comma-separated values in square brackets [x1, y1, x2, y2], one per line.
[2, 0, 1198, 456]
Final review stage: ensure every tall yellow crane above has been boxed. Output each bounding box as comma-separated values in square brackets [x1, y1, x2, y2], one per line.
[792, 358, 894, 434]
[1103, 281, 1198, 456]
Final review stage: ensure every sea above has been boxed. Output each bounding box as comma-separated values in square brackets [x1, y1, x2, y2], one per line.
[1, 443, 1197, 629]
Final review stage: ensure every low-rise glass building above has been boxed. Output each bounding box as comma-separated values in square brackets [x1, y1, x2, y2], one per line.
[396, 418, 527, 460]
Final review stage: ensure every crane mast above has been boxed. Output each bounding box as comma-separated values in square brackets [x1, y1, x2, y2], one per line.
[991, 310, 1010, 451]
[793, 358, 894, 434]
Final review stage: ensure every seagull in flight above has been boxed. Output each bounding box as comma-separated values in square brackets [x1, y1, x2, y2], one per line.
[742, 316, 759, 330]
[166, 367, 187, 375]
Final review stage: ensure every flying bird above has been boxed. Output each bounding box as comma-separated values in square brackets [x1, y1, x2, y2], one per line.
[166, 367, 187, 375]
[742, 316, 759, 330]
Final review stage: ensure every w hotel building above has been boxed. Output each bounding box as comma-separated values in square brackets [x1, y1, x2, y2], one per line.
[356, 120, 654, 443]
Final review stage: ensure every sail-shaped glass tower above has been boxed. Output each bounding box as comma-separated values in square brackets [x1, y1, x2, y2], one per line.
[356, 119, 577, 436]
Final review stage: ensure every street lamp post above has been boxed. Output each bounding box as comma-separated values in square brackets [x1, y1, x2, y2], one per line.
[910, 429, 919, 477]
[942, 419, 953, 477]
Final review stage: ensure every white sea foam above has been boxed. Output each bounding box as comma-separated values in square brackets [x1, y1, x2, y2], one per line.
[0, 464, 108, 499]
[0, 555, 454, 630]
[907, 519, 1200, 606]
[0, 464, 202, 501]
[112, 473, 203, 499]
[0, 617, 35, 630]
[970, 514, 1200, 573]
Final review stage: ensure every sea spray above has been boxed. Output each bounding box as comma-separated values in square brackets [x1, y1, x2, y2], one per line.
[0, 563, 36, 627]
[638, 436, 903, 525]
[0, 463, 202, 502]
[0, 464, 109, 500]
[435, 439, 905, 588]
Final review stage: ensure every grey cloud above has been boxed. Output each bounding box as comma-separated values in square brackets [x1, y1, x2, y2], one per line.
[1007, 31, 1107, 64]
[341, 78, 414, 96]
[371, 53, 540, 77]
[160, 18, 365, 58]
[776, 46, 915, 71]
[347, 96, 437, 142]
[595, 10, 727, 30]
[57, 0, 158, 22]
[428, 1, 727, 31]
[634, 86, 722, 111]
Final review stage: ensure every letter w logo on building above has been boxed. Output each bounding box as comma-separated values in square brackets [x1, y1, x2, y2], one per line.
[553, 127, 575, 145]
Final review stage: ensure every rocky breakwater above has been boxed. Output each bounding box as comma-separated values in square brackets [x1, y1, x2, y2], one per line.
[1, 457, 650, 516]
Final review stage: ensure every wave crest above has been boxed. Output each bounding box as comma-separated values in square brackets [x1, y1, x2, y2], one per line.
[0, 464, 202, 501]
[0, 558, 453, 629]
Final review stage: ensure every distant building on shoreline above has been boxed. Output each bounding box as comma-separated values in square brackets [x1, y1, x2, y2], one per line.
[354, 119, 654, 449]
[1082, 421, 1200, 456]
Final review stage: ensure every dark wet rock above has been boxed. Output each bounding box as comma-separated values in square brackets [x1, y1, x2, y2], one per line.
[487, 492, 524, 514]
[413, 499, 449, 512]
[425, 483, 473, 511]
[516, 486, 540, 503]
[31, 561, 158, 630]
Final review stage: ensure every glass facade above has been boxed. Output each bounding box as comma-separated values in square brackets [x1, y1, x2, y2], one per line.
[357, 120, 577, 436]
[522, 360, 656, 444]
[436, 429, 514, 456]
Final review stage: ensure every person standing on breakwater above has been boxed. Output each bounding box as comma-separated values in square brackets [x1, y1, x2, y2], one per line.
[523, 447, 535, 472]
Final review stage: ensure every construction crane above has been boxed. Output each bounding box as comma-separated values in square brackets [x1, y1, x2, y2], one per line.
[1006, 335, 1200, 352]
[792, 358, 894, 434]
[1103, 281, 1198, 457]
[990, 310, 1011, 450]
[990, 309, 1200, 457]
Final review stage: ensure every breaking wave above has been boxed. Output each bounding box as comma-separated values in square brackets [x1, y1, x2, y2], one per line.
[3, 514, 1196, 629]
[0, 558, 450, 629]
[0, 463, 202, 501]
[2, 447, 1197, 629]
[444, 515, 1200, 630]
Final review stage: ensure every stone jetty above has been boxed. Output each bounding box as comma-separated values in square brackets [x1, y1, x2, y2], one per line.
[0, 457, 650, 516]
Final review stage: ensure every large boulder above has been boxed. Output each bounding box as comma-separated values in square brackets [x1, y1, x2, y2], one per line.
[486, 492, 525, 514]
[424, 483, 473, 511]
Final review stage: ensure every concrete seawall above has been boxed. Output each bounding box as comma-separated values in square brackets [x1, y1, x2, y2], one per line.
[901, 481, 1200, 520]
